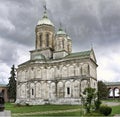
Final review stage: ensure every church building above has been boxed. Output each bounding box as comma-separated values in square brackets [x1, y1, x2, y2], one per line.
[16, 8, 98, 105]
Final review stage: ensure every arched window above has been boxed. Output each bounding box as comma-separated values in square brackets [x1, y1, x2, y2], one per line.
[32, 89, 34, 95]
[40, 34, 42, 47]
[46, 34, 49, 47]
[62, 39, 64, 49]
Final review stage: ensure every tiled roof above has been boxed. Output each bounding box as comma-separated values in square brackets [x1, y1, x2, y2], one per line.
[65, 50, 91, 58]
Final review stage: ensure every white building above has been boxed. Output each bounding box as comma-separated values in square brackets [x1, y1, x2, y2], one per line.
[16, 8, 98, 105]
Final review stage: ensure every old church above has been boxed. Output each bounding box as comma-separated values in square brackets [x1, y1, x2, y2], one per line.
[16, 8, 98, 105]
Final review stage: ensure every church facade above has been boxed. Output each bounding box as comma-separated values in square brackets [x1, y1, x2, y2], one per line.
[16, 9, 98, 105]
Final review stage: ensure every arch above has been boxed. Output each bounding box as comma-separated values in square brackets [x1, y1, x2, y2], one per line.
[108, 88, 113, 97]
[50, 82, 56, 99]
[69, 65, 74, 76]
[82, 63, 89, 76]
[57, 82, 64, 98]
[42, 82, 49, 99]
[20, 84, 26, 98]
[36, 82, 41, 98]
[73, 80, 79, 98]
[81, 80, 88, 93]
[49, 68, 54, 79]
[30, 83, 35, 98]
[36, 68, 41, 78]
[62, 66, 67, 78]
[65, 81, 71, 98]
[114, 87, 120, 97]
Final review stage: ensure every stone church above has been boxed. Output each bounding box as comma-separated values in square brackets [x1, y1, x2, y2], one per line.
[16, 8, 98, 105]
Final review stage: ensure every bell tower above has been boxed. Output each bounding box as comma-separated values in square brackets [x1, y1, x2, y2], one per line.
[30, 6, 55, 60]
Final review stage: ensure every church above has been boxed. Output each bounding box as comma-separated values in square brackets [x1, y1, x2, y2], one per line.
[16, 7, 98, 105]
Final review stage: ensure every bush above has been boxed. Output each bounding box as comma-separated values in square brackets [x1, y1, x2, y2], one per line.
[99, 105, 112, 116]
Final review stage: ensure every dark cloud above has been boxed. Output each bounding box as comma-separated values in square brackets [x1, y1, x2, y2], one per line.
[0, 0, 120, 83]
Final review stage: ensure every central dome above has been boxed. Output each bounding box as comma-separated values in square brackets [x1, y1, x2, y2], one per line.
[37, 11, 54, 26]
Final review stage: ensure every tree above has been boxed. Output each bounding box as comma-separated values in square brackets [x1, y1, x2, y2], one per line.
[98, 81, 108, 99]
[82, 87, 96, 113]
[7, 65, 16, 102]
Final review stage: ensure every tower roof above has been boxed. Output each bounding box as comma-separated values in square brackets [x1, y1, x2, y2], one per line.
[37, 11, 54, 26]
[56, 28, 66, 35]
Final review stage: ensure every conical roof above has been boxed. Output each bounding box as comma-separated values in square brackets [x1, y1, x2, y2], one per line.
[37, 11, 54, 26]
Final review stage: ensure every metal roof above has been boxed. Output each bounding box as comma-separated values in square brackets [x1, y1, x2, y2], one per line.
[65, 50, 91, 59]
[37, 11, 54, 26]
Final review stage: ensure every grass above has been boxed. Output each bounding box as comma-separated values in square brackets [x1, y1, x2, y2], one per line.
[5, 103, 81, 116]
[5, 101, 120, 116]
[111, 105, 120, 115]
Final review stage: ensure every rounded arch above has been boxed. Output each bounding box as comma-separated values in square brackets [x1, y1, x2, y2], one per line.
[62, 66, 68, 78]
[50, 82, 56, 99]
[65, 81, 71, 98]
[81, 80, 88, 93]
[114, 87, 120, 97]
[108, 88, 113, 97]
[69, 65, 74, 76]
[20, 84, 26, 98]
[36, 82, 41, 98]
[73, 80, 80, 98]
[57, 82, 64, 98]
[81, 63, 90, 76]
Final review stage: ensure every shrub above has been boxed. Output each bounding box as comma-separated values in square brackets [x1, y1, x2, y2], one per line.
[99, 105, 112, 116]
[94, 99, 101, 110]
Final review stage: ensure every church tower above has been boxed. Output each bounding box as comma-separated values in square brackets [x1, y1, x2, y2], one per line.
[53, 27, 72, 59]
[30, 7, 55, 60]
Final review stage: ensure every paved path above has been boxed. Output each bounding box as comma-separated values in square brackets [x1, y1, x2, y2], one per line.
[102, 101, 120, 106]
[12, 108, 80, 116]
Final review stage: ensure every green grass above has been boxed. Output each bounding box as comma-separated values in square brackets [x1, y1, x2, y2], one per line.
[5, 101, 120, 116]
[5, 103, 80, 114]
[111, 105, 120, 115]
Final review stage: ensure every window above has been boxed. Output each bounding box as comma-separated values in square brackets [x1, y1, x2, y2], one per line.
[40, 34, 42, 47]
[67, 87, 70, 95]
[46, 34, 49, 47]
[32, 89, 34, 95]
[62, 40, 64, 49]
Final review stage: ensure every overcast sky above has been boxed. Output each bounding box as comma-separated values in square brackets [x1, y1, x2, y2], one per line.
[0, 0, 120, 84]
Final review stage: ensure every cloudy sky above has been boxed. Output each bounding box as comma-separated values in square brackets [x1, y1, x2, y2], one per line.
[0, 0, 120, 84]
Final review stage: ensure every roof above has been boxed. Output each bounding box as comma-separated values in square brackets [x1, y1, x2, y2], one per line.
[104, 82, 120, 86]
[65, 50, 91, 59]
[0, 84, 7, 87]
[56, 28, 66, 35]
[37, 11, 54, 26]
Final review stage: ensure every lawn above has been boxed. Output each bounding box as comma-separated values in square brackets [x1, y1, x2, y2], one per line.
[5, 101, 120, 116]
[5, 103, 82, 116]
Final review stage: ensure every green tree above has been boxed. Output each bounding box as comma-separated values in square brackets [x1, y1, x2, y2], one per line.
[83, 87, 96, 113]
[98, 81, 108, 99]
[7, 65, 16, 102]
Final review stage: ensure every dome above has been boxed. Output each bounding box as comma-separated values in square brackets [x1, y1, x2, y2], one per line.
[67, 35, 71, 40]
[56, 28, 66, 35]
[37, 11, 54, 26]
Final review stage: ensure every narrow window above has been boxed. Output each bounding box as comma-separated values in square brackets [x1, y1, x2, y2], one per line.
[32, 89, 34, 95]
[67, 87, 70, 95]
[46, 34, 49, 47]
[40, 34, 42, 47]
[62, 40, 64, 49]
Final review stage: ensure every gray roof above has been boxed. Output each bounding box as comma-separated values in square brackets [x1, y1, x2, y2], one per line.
[104, 82, 120, 86]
